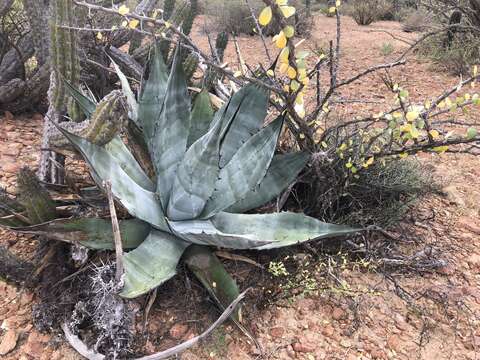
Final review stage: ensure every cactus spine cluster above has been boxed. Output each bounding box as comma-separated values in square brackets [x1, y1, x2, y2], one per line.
[51, 0, 83, 122]
[16, 168, 57, 224]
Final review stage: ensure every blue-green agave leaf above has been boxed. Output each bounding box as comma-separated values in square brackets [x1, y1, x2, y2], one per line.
[184, 245, 241, 320]
[168, 219, 272, 249]
[200, 116, 284, 218]
[9, 218, 150, 250]
[138, 43, 169, 143]
[187, 90, 215, 147]
[152, 49, 191, 208]
[226, 152, 309, 213]
[56, 127, 168, 231]
[104, 136, 155, 192]
[110, 58, 138, 122]
[211, 212, 361, 250]
[121, 230, 190, 298]
[64, 79, 97, 117]
[218, 85, 268, 167]
[167, 107, 226, 221]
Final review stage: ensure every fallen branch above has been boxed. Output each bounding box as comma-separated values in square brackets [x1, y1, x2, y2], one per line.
[62, 289, 249, 360]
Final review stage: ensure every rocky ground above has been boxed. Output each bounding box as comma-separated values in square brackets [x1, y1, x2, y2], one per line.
[1, 13, 480, 360]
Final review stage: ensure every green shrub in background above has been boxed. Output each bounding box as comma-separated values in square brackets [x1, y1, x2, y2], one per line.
[203, 0, 312, 36]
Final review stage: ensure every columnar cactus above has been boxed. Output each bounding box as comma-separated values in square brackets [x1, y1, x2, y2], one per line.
[51, 0, 83, 122]
[83, 90, 127, 146]
[16, 168, 57, 224]
[49, 89, 128, 148]
[215, 31, 229, 63]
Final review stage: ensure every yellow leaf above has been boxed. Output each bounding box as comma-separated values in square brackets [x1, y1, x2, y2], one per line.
[336, 0, 341, 6]
[279, 62, 289, 74]
[474, 65, 478, 77]
[405, 111, 419, 122]
[399, 152, 408, 159]
[295, 92, 304, 104]
[280, 5, 296, 18]
[424, 100, 431, 109]
[339, 143, 347, 151]
[321, 141, 328, 148]
[259, 6, 272, 26]
[433, 146, 448, 153]
[274, 31, 287, 48]
[410, 127, 420, 139]
[346, 162, 353, 169]
[96, 32, 103, 40]
[366, 157, 374, 166]
[299, 133, 305, 140]
[438, 100, 446, 108]
[298, 68, 307, 80]
[233, 71, 242, 77]
[329, 6, 336, 13]
[118, 5, 130, 15]
[290, 80, 300, 91]
[400, 123, 412, 133]
[279, 47, 290, 63]
[266, 69, 274, 77]
[429, 129, 440, 139]
[276, 0, 288, 5]
[165, 21, 172, 28]
[465, 93, 471, 101]
[129, 19, 140, 29]
[121, 20, 128, 27]
[283, 25, 295, 38]
[287, 66, 297, 79]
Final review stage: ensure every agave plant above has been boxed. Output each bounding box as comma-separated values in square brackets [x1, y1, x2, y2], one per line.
[1, 45, 358, 306]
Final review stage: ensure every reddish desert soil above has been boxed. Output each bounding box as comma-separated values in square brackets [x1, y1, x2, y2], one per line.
[1, 14, 480, 360]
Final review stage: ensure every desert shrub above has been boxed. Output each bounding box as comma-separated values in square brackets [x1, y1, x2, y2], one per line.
[344, 0, 382, 25]
[418, 32, 480, 76]
[204, 0, 312, 36]
[302, 130, 439, 228]
[417, 1, 480, 75]
[401, 9, 430, 32]
[379, 42, 394, 56]
[376, 0, 395, 21]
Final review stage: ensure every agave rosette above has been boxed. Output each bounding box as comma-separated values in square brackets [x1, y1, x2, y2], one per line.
[2, 45, 359, 302]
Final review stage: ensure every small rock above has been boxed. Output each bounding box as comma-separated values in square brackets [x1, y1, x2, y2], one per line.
[2, 162, 20, 174]
[332, 307, 346, 321]
[270, 327, 285, 338]
[467, 254, 480, 270]
[0, 329, 18, 355]
[442, 185, 465, 206]
[457, 217, 480, 235]
[386, 335, 400, 352]
[370, 349, 387, 360]
[340, 339, 352, 348]
[285, 344, 296, 358]
[169, 323, 189, 340]
[321, 324, 335, 338]
[292, 341, 315, 353]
